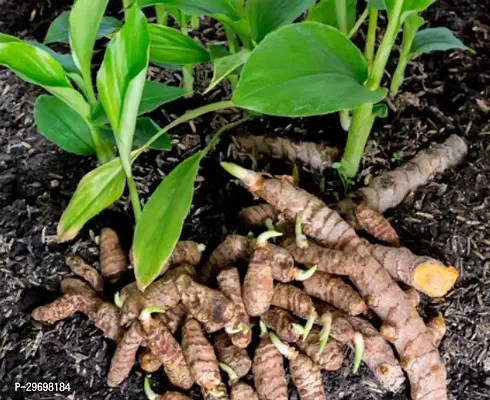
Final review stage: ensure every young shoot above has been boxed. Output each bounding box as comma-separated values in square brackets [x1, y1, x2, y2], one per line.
[219, 362, 239, 383]
[139, 306, 166, 322]
[264, 218, 275, 232]
[352, 331, 365, 373]
[302, 310, 317, 343]
[144, 376, 157, 400]
[295, 214, 308, 249]
[269, 332, 298, 360]
[318, 312, 333, 354]
[259, 319, 268, 336]
[256, 230, 282, 246]
[294, 265, 318, 282]
[114, 291, 123, 309]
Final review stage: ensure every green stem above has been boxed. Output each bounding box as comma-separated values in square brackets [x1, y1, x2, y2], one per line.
[341, 0, 404, 178]
[390, 53, 409, 94]
[155, 4, 167, 25]
[365, 7, 378, 69]
[127, 174, 142, 222]
[88, 123, 113, 164]
[348, 6, 369, 38]
[144, 377, 157, 400]
[137, 101, 236, 155]
[191, 16, 200, 30]
[366, 0, 404, 90]
[180, 13, 194, 93]
[335, 0, 348, 35]
[340, 104, 374, 178]
[224, 25, 238, 53]
[122, 0, 131, 20]
[353, 332, 364, 373]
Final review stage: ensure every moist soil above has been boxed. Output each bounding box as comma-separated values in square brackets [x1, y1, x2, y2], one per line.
[1, 0, 489, 399]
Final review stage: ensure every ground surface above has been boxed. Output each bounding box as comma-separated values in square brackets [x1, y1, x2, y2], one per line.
[0, 0, 489, 399]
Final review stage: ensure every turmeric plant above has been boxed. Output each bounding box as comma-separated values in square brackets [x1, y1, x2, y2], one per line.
[213, 332, 252, 379]
[219, 362, 258, 400]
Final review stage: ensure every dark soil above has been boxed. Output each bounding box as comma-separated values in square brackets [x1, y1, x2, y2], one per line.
[1, 0, 489, 399]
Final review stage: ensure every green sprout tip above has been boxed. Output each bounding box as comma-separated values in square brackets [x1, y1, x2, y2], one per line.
[269, 332, 297, 360]
[295, 265, 318, 281]
[291, 323, 305, 335]
[264, 218, 275, 231]
[259, 319, 268, 336]
[318, 312, 333, 354]
[114, 291, 123, 308]
[353, 331, 364, 373]
[144, 376, 157, 400]
[221, 162, 254, 181]
[295, 214, 308, 248]
[198, 243, 206, 252]
[292, 164, 300, 186]
[302, 312, 316, 342]
[139, 306, 166, 321]
[257, 230, 282, 246]
[219, 362, 238, 383]
[208, 387, 225, 397]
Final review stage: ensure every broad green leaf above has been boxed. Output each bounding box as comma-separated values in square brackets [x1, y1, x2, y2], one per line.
[139, 80, 189, 114]
[138, 0, 240, 20]
[307, 0, 357, 32]
[385, 0, 434, 24]
[27, 40, 80, 74]
[372, 103, 388, 117]
[34, 95, 95, 155]
[149, 24, 210, 65]
[97, 4, 150, 175]
[0, 40, 90, 118]
[0, 33, 21, 43]
[410, 27, 468, 56]
[204, 49, 250, 94]
[246, 0, 316, 42]
[133, 152, 202, 289]
[57, 158, 126, 241]
[100, 117, 172, 150]
[70, 0, 110, 91]
[233, 22, 385, 117]
[44, 10, 121, 44]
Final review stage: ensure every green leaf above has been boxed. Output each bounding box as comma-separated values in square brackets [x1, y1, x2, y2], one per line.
[399, 13, 425, 59]
[100, 117, 172, 150]
[372, 103, 388, 117]
[410, 27, 468, 56]
[149, 24, 210, 65]
[97, 4, 150, 175]
[57, 158, 126, 242]
[139, 80, 189, 114]
[385, 0, 435, 24]
[44, 10, 121, 44]
[138, 0, 240, 20]
[70, 0, 110, 90]
[365, 0, 385, 10]
[245, 0, 316, 42]
[26, 40, 80, 74]
[34, 95, 95, 155]
[0, 39, 90, 118]
[204, 49, 250, 94]
[307, 0, 357, 32]
[232, 22, 385, 117]
[133, 151, 202, 289]
[209, 44, 231, 60]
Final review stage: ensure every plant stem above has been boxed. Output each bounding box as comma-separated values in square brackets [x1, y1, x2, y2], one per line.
[348, 6, 369, 38]
[190, 16, 200, 30]
[180, 13, 194, 93]
[122, 0, 131, 20]
[88, 123, 113, 164]
[335, 0, 351, 132]
[127, 174, 142, 222]
[155, 4, 167, 25]
[335, 0, 348, 36]
[390, 53, 409, 94]
[138, 101, 236, 154]
[365, 7, 378, 69]
[341, 0, 404, 178]
[224, 25, 238, 53]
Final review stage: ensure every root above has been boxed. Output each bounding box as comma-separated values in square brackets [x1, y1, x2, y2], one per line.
[232, 132, 340, 172]
[371, 245, 458, 297]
